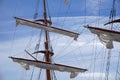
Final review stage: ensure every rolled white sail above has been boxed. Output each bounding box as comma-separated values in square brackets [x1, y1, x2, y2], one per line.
[85, 25, 120, 49]
[10, 57, 87, 78]
[15, 17, 79, 40]
[70, 72, 79, 78]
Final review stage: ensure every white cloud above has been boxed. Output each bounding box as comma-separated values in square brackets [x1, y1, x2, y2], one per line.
[81, 72, 105, 78]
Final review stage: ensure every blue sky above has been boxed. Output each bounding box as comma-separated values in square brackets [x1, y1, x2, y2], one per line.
[0, 0, 120, 80]
[0, 0, 116, 42]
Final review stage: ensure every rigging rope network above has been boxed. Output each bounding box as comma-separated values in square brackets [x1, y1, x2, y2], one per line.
[9, 0, 120, 80]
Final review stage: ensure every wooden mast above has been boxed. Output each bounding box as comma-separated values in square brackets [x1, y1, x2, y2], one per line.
[43, 0, 52, 80]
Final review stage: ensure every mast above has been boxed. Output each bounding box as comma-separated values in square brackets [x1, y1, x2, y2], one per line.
[43, 0, 52, 80]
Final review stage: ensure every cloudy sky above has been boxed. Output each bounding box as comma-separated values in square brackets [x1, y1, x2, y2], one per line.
[0, 0, 120, 80]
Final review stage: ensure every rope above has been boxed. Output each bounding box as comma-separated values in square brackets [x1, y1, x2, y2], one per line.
[30, 67, 34, 80]
[9, 26, 17, 56]
[58, 0, 73, 29]
[97, 0, 101, 26]
[33, 0, 40, 19]
[84, 0, 87, 25]
[52, 71, 57, 80]
[109, 0, 116, 30]
[46, 0, 52, 24]
[92, 1, 101, 80]
[25, 30, 35, 50]
[105, 49, 112, 80]
[37, 57, 45, 80]
[29, 1, 43, 80]
[92, 37, 98, 80]
[54, 37, 96, 62]
[9, 0, 22, 56]
[37, 69, 42, 80]
[53, 39, 74, 60]
[99, 48, 107, 80]
[35, 30, 43, 51]
[115, 52, 120, 80]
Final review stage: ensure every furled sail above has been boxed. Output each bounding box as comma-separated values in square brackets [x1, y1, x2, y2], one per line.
[15, 17, 79, 40]
[10, 57, 87, 78]
[85, 25, 120, 49]
[104, 19, 120, 25]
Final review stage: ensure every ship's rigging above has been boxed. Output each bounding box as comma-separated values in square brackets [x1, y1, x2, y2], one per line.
[84, 0, 120, 80]
[9, 0, 87, 80]
[8, 0, 120, 80]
